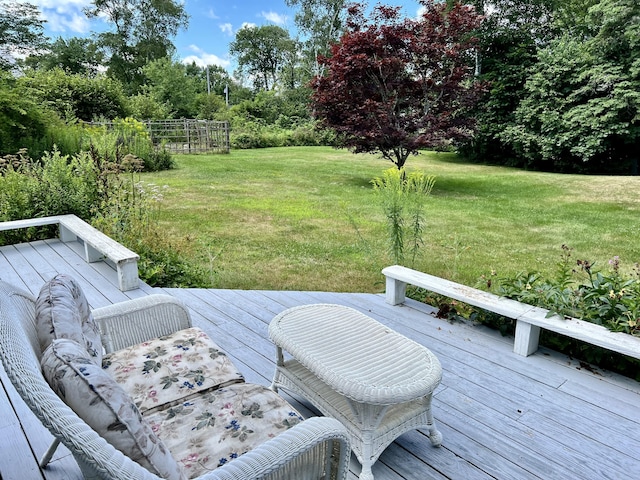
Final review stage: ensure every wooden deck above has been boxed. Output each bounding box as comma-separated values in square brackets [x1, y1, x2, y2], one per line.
[2, 238, 640, 480]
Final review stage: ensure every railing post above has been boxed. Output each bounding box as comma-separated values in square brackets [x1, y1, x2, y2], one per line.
[385, 276, 406, 305]
[514, 321, 541, 356]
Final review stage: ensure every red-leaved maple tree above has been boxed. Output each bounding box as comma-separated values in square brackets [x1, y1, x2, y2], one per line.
[311, 0, 486, 169]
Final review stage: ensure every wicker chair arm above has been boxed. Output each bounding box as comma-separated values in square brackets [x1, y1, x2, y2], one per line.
[198, 417, 350, 480]
[93, 294, 192, 353]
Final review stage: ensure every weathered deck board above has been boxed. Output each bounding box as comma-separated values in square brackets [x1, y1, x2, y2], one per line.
[1, 239, 640, 480]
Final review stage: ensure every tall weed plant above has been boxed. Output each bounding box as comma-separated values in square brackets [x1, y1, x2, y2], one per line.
[372, 168, 435, 266]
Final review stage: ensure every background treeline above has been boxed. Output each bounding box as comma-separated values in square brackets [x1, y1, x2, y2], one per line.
[462, 0, 640, 174]
[1, 0, 639, 173]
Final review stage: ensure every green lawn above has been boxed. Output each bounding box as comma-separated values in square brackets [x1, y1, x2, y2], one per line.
[143, 146, 640, 292]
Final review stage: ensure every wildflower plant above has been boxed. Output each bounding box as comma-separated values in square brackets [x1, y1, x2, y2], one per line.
[488, 246, 640, 336]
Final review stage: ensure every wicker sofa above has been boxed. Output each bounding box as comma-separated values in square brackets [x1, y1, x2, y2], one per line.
[0, 275, 350, 480]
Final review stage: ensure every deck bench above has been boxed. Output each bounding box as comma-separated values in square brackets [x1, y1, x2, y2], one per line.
[382, 265, 640, 360]
[0, 214, 139, 291]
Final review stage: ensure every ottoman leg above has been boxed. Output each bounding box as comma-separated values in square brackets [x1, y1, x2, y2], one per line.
[425, 395, 443, 446]
[358, 433, 376, 480]
[360, 463, 375, 480]
[428, 424, 443, 446]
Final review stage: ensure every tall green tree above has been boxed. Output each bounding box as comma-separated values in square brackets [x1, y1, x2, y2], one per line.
[0, 71, 52, 154]
[459, 0, 558, 164]
[230, 25, 298, 91]
[589, 0, 640, 71]
[24, 37, 104, 76]
[0, 1, 46, 71]
[141, 58, 202, 118]
[85, 0, 189, 93]
[285, 0, 347, 77]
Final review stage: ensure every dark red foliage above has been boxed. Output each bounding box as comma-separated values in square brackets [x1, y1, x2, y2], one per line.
[311, 0, 487, 168]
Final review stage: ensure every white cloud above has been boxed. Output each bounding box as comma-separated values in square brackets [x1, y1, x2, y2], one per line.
[17, 0, 94, 34]
[261, 11, 287, 25]
[220, 23, 233, 36]
[22, 0, 91, 8]
[182, 45, 230, 69]
[206, 8, 219, 19]
[239, 22, 257, 30]
[46, 11, 91, 34]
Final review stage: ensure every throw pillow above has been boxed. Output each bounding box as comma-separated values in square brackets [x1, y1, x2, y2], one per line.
[41, 338, 186, 480]
[36, 274, 103, 362]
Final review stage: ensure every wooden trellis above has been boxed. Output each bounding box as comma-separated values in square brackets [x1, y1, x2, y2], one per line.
[91, 119, 230, 154]
[145, 119, 230, 154]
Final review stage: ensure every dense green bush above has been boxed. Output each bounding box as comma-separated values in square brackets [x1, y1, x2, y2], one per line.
[224, 88, 336, 149]
[19, 68, 127, 121]
[0, 147, 207, 287]
[127, 92, 172, 120]
[0, 71, 61, 157]
[230, 120, 335, 149]
[230, 90, 309, 125]
[0, 149, 98, 220]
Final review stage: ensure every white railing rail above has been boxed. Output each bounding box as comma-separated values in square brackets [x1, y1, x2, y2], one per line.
[0, 215, 139, 291]
[383, 265, 640, 360]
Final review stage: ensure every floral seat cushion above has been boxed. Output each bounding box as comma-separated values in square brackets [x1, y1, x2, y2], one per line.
[144, 383, 304, 479]
[103, 327, 245, 414]
[41, 338, 186, 480]
[36, 274, 103, 362]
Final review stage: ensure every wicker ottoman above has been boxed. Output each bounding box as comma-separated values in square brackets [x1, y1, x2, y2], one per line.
[269, 304, 442, 480]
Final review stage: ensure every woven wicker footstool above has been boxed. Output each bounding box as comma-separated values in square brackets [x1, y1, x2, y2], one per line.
[269, 304, 442, 480]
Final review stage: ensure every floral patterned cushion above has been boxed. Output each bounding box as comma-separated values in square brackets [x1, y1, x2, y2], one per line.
[144, 383, 304, 479]
[41, 338, 186, 480]
[36, 274, 103, 362]
[102, 327, 245, 414]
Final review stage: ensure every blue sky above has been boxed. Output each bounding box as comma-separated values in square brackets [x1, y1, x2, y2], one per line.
[26, 0, 424, 72]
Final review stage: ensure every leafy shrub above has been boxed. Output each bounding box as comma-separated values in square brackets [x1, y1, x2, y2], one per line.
[0, 147, 207, 288]
[0, 71, 62, 157]
[230, 121, 337, 149]
[0, 149, 99, 218]
[489, 245, 640, 336]
[127, 92, 172, 120]
[476, 245, 640, 380]
[19, 68, 127, 121]
[80, 118, 174, 172]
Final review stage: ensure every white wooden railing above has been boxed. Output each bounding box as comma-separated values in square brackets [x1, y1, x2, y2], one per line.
[0, 215, 139, 291]
[383, 265, 640, 360]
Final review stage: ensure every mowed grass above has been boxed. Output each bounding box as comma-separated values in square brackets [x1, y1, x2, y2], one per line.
[143, 146, 640, 292]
